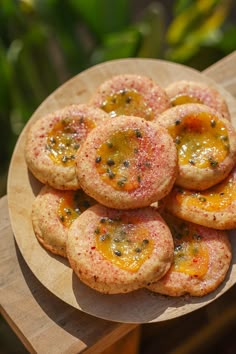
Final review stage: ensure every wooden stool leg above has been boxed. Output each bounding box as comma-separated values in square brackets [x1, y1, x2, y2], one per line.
[101, 326, 141, 354]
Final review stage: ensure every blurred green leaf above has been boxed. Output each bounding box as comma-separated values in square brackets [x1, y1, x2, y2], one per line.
[136, 2, 166, 58]
[91, 28, 140, 64]
[167, 0, 232, 63]
[218, 25, 236, 53]
[70, 0, 131, 39]
[174, 0, 195, 15]
[167, 0, 227, 45]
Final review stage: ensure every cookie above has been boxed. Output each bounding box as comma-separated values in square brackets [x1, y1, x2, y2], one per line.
[66, 204, 174, 294]
[76, 115, 177, 209]
[156, 103, 236, 190]
[32, 185, 96, 257]
[147, 212, 232, 296]
[25, 104, 108, 190]
[164, 165, 236, 230]
[90, 74, 170, 121]
[166, 80, 231, 120]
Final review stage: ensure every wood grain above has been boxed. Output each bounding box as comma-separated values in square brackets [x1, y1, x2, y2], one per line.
[0, 196, 138, 354]
[7, 58, 236, 323]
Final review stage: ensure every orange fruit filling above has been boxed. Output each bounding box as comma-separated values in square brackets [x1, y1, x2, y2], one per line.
[95, 128, 152, 191]
[164, 215, 209, 277]
[100, 89, 154, 120]
[57, 190, 95, 228]
[46, 117, 95, 166]
[95, 216, 153, 272]
[168, 112, 229, 168]
[175, 174, 236, 212]
[171, 94, 202, 106]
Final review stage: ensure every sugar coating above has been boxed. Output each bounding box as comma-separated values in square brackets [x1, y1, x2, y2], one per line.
[76, 115, 177, 209]
[90, 74, 171, 121]
[147, 216, 232, 297]
[166, 80, 231, 120]
[32, 185, 70, 257]
[25, 104, 109, 190]
[165, 165, 236, 230]
[155, 103, 236, 190]
[66, 204, 174, 294]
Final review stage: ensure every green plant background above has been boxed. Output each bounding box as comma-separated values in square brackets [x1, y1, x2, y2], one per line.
[1, 0, 236, 197]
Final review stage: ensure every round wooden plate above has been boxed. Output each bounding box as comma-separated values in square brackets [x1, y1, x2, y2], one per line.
[7, 59, 236, 323]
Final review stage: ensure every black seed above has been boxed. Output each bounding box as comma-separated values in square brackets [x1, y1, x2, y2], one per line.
[100, 218, 106, 223]
[94, 228, 100, 234]
[175, 120, 181, 125]
[100, 234, 110, 241]
[64, 208, 72, 215]
[107, 169, 115, 179]
[142, 239, 149, 245]
[175, 244, 182, 251]
[135, 247, 142, 253]
[50, 137, 56, 144]
[199, 196, 207, 202]
[60, 215, 65, 222]
[220, 192, 225, 196]
[74, 143, 80, 150]
[135, 129, 142, 138]
[114, 250, 122, 256]
[126, 96, 132, 103]
[74, 208, 81, 214]
[106, 142, 113, 148]
[61, 156, 68, 163]
[209, 158, 218, 167]
[95, 156, 102, 163]
[193, 233, 202, 241]
[210, 119, 216, 127]
[117, 177, 127, 187]
[175, 136, 181, 144]
[189, 159, 195, 165]
[107, 158, 115, 166]
[123, 160, 129, 167]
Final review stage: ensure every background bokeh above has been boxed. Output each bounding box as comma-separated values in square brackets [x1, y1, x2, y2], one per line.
[1, 0, 236, 196]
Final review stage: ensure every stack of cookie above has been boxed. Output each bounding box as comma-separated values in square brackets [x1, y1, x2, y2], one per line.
[25, 74, 235, 297]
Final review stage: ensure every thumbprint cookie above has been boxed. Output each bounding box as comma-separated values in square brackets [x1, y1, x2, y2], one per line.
[25, 104, 108, 190]
[166, 80, 231, 120]
[164, 165, 236, 230]
[90, 74, 170, 121]
[147, 212, 232, 297]
[66, 204, 174, 294]
[32, 185, 96, 257]
[76, 116, 177, 209]
[156, 103, 236, 190]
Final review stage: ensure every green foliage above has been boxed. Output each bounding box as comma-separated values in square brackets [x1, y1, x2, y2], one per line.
[0, 0, 235, 195]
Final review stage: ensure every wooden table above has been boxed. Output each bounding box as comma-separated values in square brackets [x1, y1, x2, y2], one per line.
[1, 51, 236, 354]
